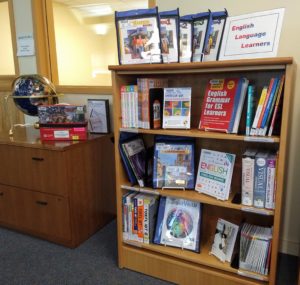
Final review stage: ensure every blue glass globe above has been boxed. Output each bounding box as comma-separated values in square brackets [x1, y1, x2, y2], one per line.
[12, 75, 58, 116]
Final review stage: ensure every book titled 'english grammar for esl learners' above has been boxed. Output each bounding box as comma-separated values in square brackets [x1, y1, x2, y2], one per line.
[199, 78, 249, 133]
[195, 149, 235, 201]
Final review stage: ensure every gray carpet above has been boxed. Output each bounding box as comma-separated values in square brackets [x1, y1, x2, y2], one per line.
[0, 220, 297, 285]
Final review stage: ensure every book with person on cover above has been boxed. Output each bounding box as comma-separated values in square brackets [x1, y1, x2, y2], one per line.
[121, 136, 147, 187]
[198, 78, 249, 133]
[154, 197, 202, 252]
[195, 149, 235, 200]
[153, 136, 195, 189]
[162, 87, 192, 129]
[210, 218, 239, 263]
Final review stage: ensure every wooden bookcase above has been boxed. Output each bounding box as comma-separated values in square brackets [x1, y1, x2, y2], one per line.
[109, 57, 293, 285]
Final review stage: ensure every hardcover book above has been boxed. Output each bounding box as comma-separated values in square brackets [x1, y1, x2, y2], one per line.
[198, 78, 249, 133]
[265, 153, 277, 209]
[242, 149, 257, 206]
[253, 151, 268, 208]
[195, 149, 235, 201]
[154, 197, 202, 252]
[210, 218, 239, 263]
[153, 136, 195, 189]
[162, 87, 192, 129]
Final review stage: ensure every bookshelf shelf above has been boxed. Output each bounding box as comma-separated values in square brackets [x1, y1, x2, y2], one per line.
[110, 57, 293, 285]
[119, 128, 280, 143]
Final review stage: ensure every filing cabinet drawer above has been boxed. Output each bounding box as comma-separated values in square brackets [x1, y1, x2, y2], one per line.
[0, 145, 68, 196]
[0, 185, 17, 225]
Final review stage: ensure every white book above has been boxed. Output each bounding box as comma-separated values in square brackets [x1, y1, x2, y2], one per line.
[162, 87, 191, 129]
[195, 149, 235, 201]
[210, 218, 239, 262]
[241, 149, 257, 206]
[265, 153, 277, 209]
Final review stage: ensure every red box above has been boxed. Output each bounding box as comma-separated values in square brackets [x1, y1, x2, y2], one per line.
[40, 126, 87, 141]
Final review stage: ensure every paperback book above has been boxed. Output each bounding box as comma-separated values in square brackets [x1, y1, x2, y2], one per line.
[153, 136, 195, 189]
[199, 77, 249, 133]
[179, 15, 193, 63]
[162, 87, 192, 129]
[195, 149, 235, 201]
[154, 197, 202, 252]
[210, 218, 239, 263]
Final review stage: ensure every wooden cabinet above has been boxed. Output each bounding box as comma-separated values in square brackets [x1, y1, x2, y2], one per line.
[109, 58, 294, 285]
[0, 128, 116, 247]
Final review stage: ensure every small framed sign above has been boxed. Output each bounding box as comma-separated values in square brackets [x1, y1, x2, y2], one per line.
[219, 8, 284, 60]
[87, 99, 110, 134]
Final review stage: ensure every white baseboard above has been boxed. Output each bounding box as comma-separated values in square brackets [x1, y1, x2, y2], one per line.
[280, 238, 299, 256]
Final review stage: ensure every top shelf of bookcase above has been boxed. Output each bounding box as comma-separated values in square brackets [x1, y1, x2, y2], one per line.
[108, 57, 293, 74]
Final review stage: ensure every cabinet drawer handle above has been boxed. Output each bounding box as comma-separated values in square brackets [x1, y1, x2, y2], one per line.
[36, 200, 48, 206]
[32, 157, 44, 161]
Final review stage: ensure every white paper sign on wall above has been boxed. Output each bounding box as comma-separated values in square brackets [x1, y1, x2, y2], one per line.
[17, 34, 35, 57]
[219, 8, 284, 60]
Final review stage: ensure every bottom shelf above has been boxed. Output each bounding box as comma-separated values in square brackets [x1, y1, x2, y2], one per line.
[122, 240, 269, 283]
[121, 244, 268, 285]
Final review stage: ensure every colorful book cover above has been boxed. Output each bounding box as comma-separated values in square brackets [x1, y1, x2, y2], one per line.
[245, 85, 255, 136]
[250, 86, 268, 135]
[241, 149, 257, 206]
[153, 138, 195, 189]
[157, 197, 202, 252]
[210, 218, 239, 263]
[253, 152, 268, 208]
[198, 78, 248, 133]
[143, 194, 159, 244]
[162, 87, 192, 129]
[265, 153, 277, 209]
[195, 149, 235, 200]
[137, 78, 168, 129]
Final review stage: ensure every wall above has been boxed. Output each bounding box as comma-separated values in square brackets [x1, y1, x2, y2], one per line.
[12, 0, 299, 255]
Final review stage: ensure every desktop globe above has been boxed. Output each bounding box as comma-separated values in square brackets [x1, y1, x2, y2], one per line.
[12, 74, 58, 116]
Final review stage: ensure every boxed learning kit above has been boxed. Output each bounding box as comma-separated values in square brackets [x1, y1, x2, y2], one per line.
[38, 105, 88, 141]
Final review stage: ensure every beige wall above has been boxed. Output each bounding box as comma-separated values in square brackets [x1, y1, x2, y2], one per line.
[157, 0, 300, 255]
[12, 0, 299, 255]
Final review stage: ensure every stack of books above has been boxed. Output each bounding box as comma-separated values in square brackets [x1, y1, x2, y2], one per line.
[37, 105, 87, 141]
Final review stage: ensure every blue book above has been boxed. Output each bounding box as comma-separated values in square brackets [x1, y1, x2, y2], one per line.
[245, 85, 255, 136]
[253, 152, 268, 208]
[153, 196, 167, 244]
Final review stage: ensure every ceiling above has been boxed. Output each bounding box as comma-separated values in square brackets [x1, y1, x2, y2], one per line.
[54, 0, 148, 17]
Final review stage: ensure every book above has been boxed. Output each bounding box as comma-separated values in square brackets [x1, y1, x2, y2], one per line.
[179, 15, 193, 63]
[153, 136, 195, 189]
[120, 85, 138, 129]
[198, 78, 249, 133]
[245, 85, 255, 136]
[192, 12, 211, 62]
[239, 223, 272, 275]
[202, 10, 228, 62]
[121, 136, 147, 187]
[195, 149, 235, 201]
[87, 99, 110, 133]
[268, 75, 285, 136]
[253, 151, 268, 208]
[210, 218, 239, 263]
[159, 9, 180, 63]
[154, 197, 202, 252]
[241, 149, 257, 206]
[162, 87, 192, 129]
[265, 153, 277, 210]
[137, 78, 168, 129]
[143, 194, 159, 244]
[115, 7, 162, 65]
[261, 75, 285, 136]
[250, 86, 268, 135]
